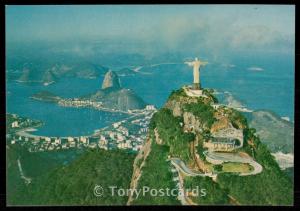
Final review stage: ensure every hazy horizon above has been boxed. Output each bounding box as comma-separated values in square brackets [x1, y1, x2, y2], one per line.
[6, 5, 295, 55]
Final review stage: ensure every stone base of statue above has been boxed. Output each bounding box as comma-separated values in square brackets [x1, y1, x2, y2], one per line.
[183, 85, 207, 98]
[193, 83, 201, 90]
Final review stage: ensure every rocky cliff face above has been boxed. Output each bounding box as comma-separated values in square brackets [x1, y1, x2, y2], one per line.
[85, 71, 146, 111]
[183, 112, 203, 133]
[88, 87, 146, 111]
[210, 117, 231, 133]
[164, 96, 198, 117]
[127, 137, 152, 205]
[101, 70, 121, 89]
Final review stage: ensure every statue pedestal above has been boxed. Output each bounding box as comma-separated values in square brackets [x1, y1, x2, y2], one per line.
[193, 83, 201, 90]
[183, 86, 207, 98]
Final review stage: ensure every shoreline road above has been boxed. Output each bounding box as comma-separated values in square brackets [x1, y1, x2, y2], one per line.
[203, 151, 263, 176]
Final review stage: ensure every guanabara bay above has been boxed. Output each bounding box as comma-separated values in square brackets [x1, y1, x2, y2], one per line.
[6, 5, 294, 206]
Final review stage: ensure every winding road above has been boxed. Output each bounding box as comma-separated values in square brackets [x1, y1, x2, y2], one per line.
[203, 150, 263, 176]
[169, 151, 263, 205]
[170, 158, 215, 177]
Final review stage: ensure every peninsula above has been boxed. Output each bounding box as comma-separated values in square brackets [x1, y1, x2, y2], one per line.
[31, 70, 146, 113]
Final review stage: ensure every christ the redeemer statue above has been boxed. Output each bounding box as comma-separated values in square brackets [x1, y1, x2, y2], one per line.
[185, 57, 208, 90]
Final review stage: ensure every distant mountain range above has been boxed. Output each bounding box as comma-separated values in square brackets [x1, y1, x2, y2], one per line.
[248, 110, 294, 154]
[12, 63, 110, 85]
[7, 59, 143, 86]
[219, 92, 294, 155]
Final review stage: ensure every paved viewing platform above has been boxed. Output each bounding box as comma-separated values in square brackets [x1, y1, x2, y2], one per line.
[183, 86, 208, 98]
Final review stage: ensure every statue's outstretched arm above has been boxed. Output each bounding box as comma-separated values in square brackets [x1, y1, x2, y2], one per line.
[184, 61, 194, 66]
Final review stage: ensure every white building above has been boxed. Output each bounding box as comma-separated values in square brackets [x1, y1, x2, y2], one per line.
[54, 138, 61, 145]
[109, 132, 116, 139]
[99, 138, 108, 146]
[146, 105, 156, 110]
[113, 122, 121, 129]
[68, 137, 74, 143]
[11, 121, 19, 128]
[117, 133, 125, 142]
[80, 136, 88, 144]
[119, 126, 129, 136]
[139, 128, 148, 133]
[211, 104, 221, 110]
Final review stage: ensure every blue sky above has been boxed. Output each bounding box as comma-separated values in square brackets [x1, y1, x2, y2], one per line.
[6, 5, 295, 52]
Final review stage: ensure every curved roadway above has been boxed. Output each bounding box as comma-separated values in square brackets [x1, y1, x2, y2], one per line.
[203, 151, 263, 176]
[169, 151, 263, 205]
[170, 158, 215, 177]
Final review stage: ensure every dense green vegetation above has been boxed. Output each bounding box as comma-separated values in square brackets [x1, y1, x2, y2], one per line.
[196, 139, 207, 161]
[217, 130, 293, 205]
[9, 149, 135, 205]
[184, 103, 216, 128]
[150, 108, 192, 162]
[133, 142, 180, 205]
[227, 108, 248, 129]
[7, 144, 60, 205]
[221, 163, 253, 173]
[150, 88, 293, 205]
[168, 88, 187, 101]
[202, 88, 218, 103]
[283, 167, 294, 181]
[213, 116, 293, 205]
[184, 176, 229, 205]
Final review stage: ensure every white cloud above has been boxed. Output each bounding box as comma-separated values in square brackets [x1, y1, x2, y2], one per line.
[247, 66, 264, 72]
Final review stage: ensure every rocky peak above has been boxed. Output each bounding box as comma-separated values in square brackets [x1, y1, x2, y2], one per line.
[101, 70, 121, 89]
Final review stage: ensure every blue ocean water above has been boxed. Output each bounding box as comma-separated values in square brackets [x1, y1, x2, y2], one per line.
[6, 51, 294, 136]
[121, 51, 294, 121]
[6, 79, 128, 137]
